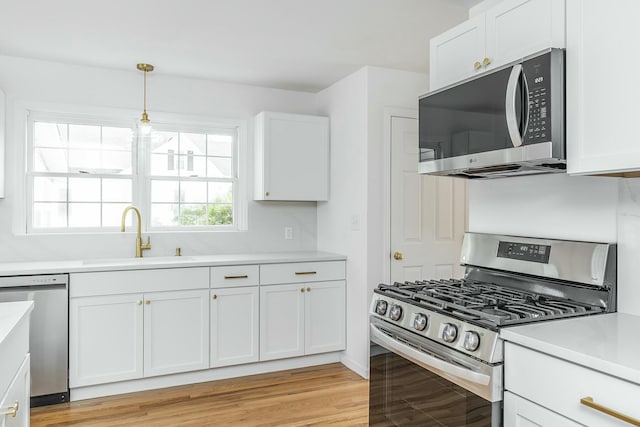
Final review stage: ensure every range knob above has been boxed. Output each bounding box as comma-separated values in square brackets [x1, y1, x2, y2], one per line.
[463, 331, 481, 352]
[441, 323, 458, 343]
[375, 300, 388, 316]
[389, 304, 403, 321]
[413, 313, 428, 331]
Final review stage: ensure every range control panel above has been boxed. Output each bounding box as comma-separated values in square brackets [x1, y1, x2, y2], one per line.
[497, 241, 551, 264]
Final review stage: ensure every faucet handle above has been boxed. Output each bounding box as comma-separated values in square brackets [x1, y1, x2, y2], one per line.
[141, 236, 152, 250]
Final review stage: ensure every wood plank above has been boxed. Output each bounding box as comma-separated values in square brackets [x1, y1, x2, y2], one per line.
[31, 363, 369, 426]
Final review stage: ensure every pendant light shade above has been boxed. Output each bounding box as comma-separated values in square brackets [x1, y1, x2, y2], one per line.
[137, 63, 154, 136]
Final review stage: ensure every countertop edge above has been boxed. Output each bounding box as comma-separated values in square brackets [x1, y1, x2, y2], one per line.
[0, 251, 347, 276]
[500, 315, 640, 386]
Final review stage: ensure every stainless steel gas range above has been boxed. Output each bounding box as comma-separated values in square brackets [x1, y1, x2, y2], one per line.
[369, 232, 616, 427]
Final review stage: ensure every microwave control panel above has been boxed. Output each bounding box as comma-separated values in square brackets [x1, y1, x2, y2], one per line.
[523, 52, 552, 144]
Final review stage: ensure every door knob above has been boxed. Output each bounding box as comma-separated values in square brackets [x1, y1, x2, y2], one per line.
[393, 251, 404, 261]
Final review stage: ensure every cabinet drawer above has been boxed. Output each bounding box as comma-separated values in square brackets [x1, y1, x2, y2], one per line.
[505, 343, 640, 426]
[211, 265, 259, 288]
[70, 267, 209, 297]
[260, 261, 345, 285]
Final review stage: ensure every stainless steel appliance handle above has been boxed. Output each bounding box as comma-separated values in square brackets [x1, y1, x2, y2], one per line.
[370, 324, 490, 386]
[505, 64, 523, 148]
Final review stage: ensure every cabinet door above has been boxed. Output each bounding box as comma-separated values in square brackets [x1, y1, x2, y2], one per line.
[143, 290, 209, 377]
[429, 14, 486, 90]
[260, 284, 305, 361]
[485, 0, 565, 68]
[210, 287, 259, 367]
[0, 355, 29, 427]
[504, 392, 582, 427]
[304, 281, 345, 354]
[69, 294, 143, 387]
[566, 0, 640, 175]
[255, 112, 329, 201]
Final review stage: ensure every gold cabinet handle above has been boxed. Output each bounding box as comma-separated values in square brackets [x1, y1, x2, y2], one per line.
[224, 275, 249, 279]
[137, 300, 142, 305]
[482, 57, 491, 67]
[1, 401, 19, 417]
[212, 294, 217, 300]
[580, 397, 640, 426]
[265, 191, 270, 197]
[145, 300, 151, 305]
[474, 61, 482, 70]
[306, 287, 311, 292]
[393, 251, 404, 260]
[300, 288, 305, 293]
[295, 271, 317, 275]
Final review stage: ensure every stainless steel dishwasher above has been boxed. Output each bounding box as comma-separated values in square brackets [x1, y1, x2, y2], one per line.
[0, 274, 69, 406]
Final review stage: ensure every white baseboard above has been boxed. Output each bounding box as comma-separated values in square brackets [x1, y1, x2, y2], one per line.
[70, 352, 341, 402]
[340, 353, 368, 379]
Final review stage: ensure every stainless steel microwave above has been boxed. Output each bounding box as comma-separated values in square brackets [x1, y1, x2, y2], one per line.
[418, 49, 565, 178]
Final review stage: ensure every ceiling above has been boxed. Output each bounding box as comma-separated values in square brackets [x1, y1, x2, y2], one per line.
[0, 0, 480, 92]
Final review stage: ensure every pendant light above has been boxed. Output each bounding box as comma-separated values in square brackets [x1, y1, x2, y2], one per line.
[137, 63, 154, 136]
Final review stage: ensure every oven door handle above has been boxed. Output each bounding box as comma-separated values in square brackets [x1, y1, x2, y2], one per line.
[370, 324, 491, 386]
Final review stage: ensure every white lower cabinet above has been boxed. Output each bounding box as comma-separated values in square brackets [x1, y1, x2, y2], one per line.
[504, 391, 581, 427]
[70, 294, 144, 387]
[260, 281, 346, 361]
[0, 355, 30, 427]
[210, 287, 259, 367]
[70, 290, 209, 387]
[143, 290, 209, 377]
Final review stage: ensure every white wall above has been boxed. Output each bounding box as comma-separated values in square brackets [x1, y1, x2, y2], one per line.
[316, 66, 428, 378]
[617, 179, 640, 316]
[0, 55, 321, 261]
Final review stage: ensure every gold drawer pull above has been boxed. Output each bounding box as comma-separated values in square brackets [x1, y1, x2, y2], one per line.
[295, 271, 317, 275]
[580, 397, 640, 426]
[2, 401, 19, 417]
[224, 275, 249, 279]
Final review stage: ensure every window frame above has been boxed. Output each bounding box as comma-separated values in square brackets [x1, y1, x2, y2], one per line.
[24, 108, 248, 234]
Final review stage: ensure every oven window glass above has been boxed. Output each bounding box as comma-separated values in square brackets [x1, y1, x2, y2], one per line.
[369, 343, 499, 426]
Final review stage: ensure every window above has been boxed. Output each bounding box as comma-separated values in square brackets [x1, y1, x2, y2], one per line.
[26, 111, 245, 233]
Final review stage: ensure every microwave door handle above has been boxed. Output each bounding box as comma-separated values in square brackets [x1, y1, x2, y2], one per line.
[505, 64, 523, 148]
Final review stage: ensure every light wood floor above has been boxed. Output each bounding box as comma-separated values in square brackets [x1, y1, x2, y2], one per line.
[31, 363, 369, 426]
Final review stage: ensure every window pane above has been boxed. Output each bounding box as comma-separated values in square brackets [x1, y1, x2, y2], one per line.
[69, 124, 100, 146]
[151, 153, 178, 176]
[69, 177, 100, 202]
[151, 203, 179, 226]
[208, 204, 233, 225]
[207, 157, 232, 178]
[102, 203, 130, 227]
[68, 149, 101, 173]
[207, 134, 233, 157]
[180, 133, 206, 155]
[151, 131, 179, 154]
[33, 177, 67, 201]
[103, 179, 132, 202]
[180, 204, 207, 226]
[34, 123, 67, 148]
[102, 127, 133, 150]
[151, 180, 179, 203]
[179, 154, 206, 177]
[34, 148, 68, 172]
[101, 150, 132, 174]
[208, 182, 232, 203]
[69, 203, 100, 227]
[180, 181, 206, 203]
[33, 203, 67, 228]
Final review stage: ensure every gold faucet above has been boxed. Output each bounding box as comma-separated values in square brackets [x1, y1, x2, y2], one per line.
[120, 206, 151, 258]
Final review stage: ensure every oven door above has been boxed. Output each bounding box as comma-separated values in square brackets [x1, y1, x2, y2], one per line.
[369, 318, 502, 426]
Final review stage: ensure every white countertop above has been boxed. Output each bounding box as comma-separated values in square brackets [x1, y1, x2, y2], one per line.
[0, 251, 346, 276]
[500, 313, 640, 385]
[0, 301, 34, 346]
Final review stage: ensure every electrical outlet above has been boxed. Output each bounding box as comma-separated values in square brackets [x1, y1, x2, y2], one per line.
[350, 215, 360, 231]
[284, 227, 293, 240]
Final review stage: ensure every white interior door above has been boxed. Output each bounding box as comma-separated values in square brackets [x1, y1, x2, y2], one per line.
[390, 116, 467, 283]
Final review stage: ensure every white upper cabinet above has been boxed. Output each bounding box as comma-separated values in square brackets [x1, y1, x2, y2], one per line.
[566, 0, 640, 176]
[254, 112, 329, 201]
[429, 0, 565, 91]
[0, 87, 5, 198]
